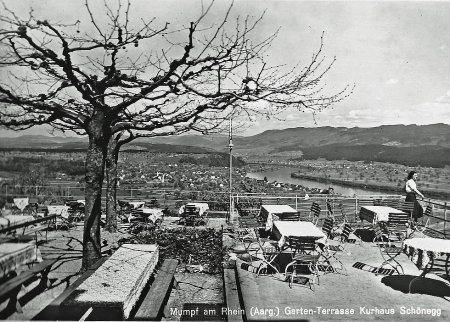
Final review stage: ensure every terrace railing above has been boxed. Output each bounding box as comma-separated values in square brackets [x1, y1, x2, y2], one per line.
[232, 193, 450, 239]
[2, 184, 449, 238]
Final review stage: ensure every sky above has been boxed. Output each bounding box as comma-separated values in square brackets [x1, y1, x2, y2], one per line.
[1, 0, 450, 137]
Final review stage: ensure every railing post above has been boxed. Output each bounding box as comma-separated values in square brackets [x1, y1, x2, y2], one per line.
[444, 202, 448, 233]
[295, 195, 298, 210]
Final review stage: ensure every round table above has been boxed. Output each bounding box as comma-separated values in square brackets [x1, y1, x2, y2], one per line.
[403, 237, 450, 293]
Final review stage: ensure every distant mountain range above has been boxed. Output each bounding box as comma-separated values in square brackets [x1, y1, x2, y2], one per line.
[1, 124, 449, 167]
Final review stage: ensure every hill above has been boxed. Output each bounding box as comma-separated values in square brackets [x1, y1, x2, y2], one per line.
[1, 123, 449, 167]
[293, 144, 450, 168]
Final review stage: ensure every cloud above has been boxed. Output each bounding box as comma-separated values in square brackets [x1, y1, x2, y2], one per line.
[434, 90, 450, 103]
[386, 78, 399, 85]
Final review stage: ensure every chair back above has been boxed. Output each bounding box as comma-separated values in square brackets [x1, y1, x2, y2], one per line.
[424, 205, 432, 217]
[310, 202, 321, 217]
[373, 223, 387, 243]
[279, 212, 300, 221]
[238, 216, 261, 228]
[341, 223, 352, 242]
[322, 218, 334, 238]
[285, 236, 317, 254]
[388, 213, 409, 226]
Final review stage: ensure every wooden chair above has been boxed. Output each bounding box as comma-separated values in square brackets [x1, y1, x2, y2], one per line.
[309, 202, 321, 225]
[279, 212, 300, 221]
[321, 217, 335, 239]
[240, 227, 281, 278]
[387, 212, 410, 241]
[283, 236, 320, 290]
[410, 205, 432, 237]
[373, 223, 404, 275]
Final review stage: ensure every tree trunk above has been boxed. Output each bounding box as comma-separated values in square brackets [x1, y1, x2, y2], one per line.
[105, 136, 119, 232]
[82, 114, 108, 271]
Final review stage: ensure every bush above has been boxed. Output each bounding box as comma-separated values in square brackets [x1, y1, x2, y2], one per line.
[123, 227, 224, 274]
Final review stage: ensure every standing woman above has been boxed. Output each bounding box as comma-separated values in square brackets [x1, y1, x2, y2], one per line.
[405, 171, 425, 222]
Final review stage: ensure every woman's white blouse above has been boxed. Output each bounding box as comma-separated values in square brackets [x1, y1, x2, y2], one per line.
[406, 179, 416, 193]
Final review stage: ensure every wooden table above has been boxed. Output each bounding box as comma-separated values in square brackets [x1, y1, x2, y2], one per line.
[0, 243, 42, 279]
[272, 221, 326, 248]
[0, 215, 35, 232]
[403, 237, 450, 292]
[0, 214, 57, 239]
[359, 206, 406, 224]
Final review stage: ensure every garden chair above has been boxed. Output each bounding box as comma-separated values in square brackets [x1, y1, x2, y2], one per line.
[415, 205, 446, 239]
[334, 203, 349, 222]
[373, 223, 404, 275]
[283, 236, 321, 290]
[328, 223, 361, 251]
[309, 202, 321, 225]
[279, 212, 300, 221]
[238, 215, 264, 229]
[387, 212, 410, 241]
[319, 223, 361, 276]
[321, 217, 335, 239]
[240, 228, 282, 278]
[66, 200, 84, 223]
[411, 204, 432, 236]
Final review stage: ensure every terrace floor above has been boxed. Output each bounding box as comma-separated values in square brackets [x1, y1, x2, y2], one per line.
[235, 233, 450, 321]
[1, 218, 449, 321]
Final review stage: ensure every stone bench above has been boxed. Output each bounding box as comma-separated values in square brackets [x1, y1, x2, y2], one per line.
[57, 244, 158, 320]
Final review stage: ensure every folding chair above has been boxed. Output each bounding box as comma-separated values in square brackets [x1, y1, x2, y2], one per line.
[373, 223, 404, 275]
[238, 215, 263, 229]
[387, 213, 410, 241]
[309, 202, 321, 225]
[321, 217, 335, 239]
[279, 212, 300, 221]
[240, 228, 282, 278]
[319, 223, 358, 276]
[412, 205, 432, 236]
[327, 223, 359, 252]
[333, 203, 349, 230]
[283, 236, 320, 290]
[66, 201, 84, 223]
[233, 217, 265, 254]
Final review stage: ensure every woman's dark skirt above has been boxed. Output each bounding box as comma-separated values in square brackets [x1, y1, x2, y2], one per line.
[405, 192, 423, 222]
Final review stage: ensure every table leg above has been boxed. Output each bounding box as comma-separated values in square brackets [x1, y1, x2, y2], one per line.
[409, 258, 434, 293]
[445, 254, 450, 280]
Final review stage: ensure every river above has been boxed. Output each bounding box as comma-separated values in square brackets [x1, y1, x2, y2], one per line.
[246, 167, 393, 197]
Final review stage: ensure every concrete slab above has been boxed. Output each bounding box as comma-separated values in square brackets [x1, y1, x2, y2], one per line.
[59, 244, 159, 320]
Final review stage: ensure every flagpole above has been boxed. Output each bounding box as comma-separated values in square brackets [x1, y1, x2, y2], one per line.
[228, 117, 233, 223]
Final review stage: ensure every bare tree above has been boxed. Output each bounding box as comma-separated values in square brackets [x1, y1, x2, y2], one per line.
[0, 0, 351, 269]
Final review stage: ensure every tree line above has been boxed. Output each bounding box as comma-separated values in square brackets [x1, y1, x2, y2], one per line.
[0, 156, 85, 176]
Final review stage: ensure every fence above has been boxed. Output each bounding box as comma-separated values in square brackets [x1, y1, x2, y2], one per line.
[2, 184, 449, 237]
[232, 193, 449, 238]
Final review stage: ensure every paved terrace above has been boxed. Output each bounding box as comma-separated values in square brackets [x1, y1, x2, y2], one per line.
[1, 215, 449, 321]
[234, 230, 450, 322]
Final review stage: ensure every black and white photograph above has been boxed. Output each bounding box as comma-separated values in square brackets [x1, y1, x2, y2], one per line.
[0, 0, 449, 321]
